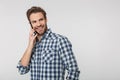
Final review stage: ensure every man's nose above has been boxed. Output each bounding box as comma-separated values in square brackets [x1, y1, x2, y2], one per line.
[36, 22, 41, 27]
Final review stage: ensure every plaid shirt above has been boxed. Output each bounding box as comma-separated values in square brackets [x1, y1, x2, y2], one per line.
[17, 28, 80, 80]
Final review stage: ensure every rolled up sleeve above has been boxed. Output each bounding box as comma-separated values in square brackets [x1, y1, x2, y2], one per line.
[17, 61, 30, 75]
[58, 37, 80, 80]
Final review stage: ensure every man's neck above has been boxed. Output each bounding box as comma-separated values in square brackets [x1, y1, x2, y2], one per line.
[37, 35, 42, 41]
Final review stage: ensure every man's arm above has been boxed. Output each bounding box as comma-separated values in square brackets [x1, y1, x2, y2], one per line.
[20, 42, 34, 66]
[58, 37, 80, 80]
[17, 29, 38, 74]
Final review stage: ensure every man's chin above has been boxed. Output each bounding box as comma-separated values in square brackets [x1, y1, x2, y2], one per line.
[38, 32, 44, 36]
[37, 27, 47, 36]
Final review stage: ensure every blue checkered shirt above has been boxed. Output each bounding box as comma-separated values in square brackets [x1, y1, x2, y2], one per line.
[17, 29, 80, 80]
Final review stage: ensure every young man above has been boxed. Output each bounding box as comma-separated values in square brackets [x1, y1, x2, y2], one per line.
[17, 6, 80, 80]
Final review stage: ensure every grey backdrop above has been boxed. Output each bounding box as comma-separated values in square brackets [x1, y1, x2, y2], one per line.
[0, 0, 120, 80]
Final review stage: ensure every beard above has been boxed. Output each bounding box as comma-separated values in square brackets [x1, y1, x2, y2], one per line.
[37, 24, 47, 36]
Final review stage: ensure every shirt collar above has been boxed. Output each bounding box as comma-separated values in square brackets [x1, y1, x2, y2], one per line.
[37, 28, 51, 42]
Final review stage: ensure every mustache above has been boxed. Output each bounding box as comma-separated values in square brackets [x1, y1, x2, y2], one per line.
[34, 25, 44, 29]
[37, 25, 44, 28]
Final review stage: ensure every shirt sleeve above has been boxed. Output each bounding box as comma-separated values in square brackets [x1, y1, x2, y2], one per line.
[17, 61, 30, 75]
[58, 37, 80, 80]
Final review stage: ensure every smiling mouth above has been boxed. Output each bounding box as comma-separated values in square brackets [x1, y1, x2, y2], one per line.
[37, 25, 44, 29]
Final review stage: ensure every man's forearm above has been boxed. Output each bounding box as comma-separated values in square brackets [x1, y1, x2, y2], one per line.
[20, 43, 34, 67]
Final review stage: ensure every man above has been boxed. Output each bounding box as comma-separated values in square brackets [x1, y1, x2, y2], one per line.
[17, 6, 80, 80]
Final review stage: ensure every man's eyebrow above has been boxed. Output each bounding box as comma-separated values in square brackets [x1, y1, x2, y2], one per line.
[39, 17, 44, 20]
[31, 20, 36, 23]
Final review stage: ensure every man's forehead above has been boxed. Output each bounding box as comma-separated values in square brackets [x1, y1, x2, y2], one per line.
[30, 13, 44, 20]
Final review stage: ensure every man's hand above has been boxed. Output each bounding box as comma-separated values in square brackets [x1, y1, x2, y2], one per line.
[28, 28, 38, 46]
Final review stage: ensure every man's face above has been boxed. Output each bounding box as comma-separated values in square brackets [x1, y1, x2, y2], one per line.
[29, 12, 47, 36]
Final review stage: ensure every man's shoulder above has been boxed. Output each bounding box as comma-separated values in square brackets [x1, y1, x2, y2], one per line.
[50, 32, 68, 41]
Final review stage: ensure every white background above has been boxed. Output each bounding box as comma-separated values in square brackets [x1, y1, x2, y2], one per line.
[0, 0, 120, 80]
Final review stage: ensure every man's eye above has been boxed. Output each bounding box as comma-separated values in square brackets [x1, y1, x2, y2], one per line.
[39, 18, 44, 21]
[32, 21, 36, 23]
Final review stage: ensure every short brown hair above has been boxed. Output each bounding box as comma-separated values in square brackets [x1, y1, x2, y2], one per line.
[26, 6, 47, 22]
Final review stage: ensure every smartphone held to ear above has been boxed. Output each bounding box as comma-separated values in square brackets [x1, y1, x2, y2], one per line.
[33, 31, 37, 36]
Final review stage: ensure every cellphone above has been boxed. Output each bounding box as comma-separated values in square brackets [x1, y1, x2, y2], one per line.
[30, 23, 38, 36]
[33, 31, 37, 36]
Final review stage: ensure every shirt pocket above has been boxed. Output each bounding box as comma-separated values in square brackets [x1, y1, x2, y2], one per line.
[41, 49, 55, 63]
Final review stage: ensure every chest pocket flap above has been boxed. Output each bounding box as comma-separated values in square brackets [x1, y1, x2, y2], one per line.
[41, 49, 55, 63]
